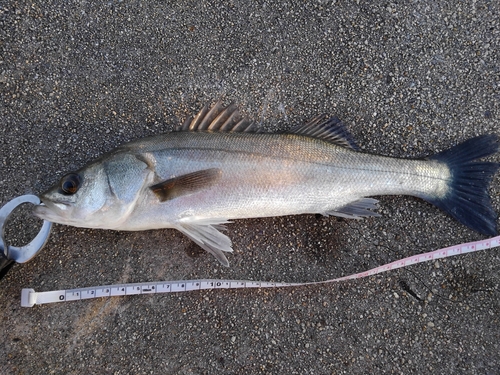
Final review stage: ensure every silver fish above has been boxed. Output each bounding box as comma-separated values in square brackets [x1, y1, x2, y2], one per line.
[34, 101, 499, 266]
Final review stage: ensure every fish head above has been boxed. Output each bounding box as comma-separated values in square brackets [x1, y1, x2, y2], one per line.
[34, 152, 152, 229]
[34, 162, 118, 228]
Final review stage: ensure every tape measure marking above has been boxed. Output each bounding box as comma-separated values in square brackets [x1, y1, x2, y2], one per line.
[21, 235, 500, 307]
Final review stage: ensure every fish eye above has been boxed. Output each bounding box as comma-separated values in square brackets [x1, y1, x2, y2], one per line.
[59, 173, 82, 195]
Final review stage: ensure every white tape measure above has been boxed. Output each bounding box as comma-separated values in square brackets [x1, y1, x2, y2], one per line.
[21, 235, 500, 307]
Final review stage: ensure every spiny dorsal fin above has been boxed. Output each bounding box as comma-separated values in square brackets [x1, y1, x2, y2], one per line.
[290, 115, 359, 150]
[177, 101, 257, 133]
[150, 168, 222, 202]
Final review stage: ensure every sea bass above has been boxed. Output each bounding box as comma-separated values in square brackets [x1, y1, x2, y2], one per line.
[34, 101, 499, 266]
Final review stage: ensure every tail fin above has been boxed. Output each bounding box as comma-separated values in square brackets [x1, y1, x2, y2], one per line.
[424, 134, 499, 235]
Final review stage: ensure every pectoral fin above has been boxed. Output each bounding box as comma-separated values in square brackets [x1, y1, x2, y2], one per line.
[174, 219, 233, 266]
[150, 168, 222, 202]
[324, 198, 381, 219]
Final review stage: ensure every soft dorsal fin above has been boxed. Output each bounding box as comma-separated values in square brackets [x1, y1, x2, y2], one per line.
[177, 100, 257, 133]
[289, 115, 359, 150]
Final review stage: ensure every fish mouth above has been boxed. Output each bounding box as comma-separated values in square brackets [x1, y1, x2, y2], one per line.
[33, 197, 72, 221]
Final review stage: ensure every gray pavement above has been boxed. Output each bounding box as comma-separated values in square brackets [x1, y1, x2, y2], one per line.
[1, 0, 499, 374]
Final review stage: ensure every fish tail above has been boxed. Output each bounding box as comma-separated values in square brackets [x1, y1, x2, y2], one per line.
[425, 134, 499, 235]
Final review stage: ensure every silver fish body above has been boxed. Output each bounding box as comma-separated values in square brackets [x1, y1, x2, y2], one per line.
[34, 102, 499, 265]
[110, 131, 448, 228]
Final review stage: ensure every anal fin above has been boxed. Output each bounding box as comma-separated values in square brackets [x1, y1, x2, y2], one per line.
[324, 198, 381, 219]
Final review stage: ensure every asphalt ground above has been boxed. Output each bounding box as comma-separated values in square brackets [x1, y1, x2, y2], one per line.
[1, 1, 499, 374]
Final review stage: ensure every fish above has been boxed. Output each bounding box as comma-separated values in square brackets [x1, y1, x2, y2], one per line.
[34, 101, 499, 266]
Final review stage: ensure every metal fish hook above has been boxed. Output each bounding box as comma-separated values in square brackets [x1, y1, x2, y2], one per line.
[0, 195, 52, 278]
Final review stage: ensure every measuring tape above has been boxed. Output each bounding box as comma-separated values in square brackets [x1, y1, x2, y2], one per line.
[21, 235, 500, 307]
